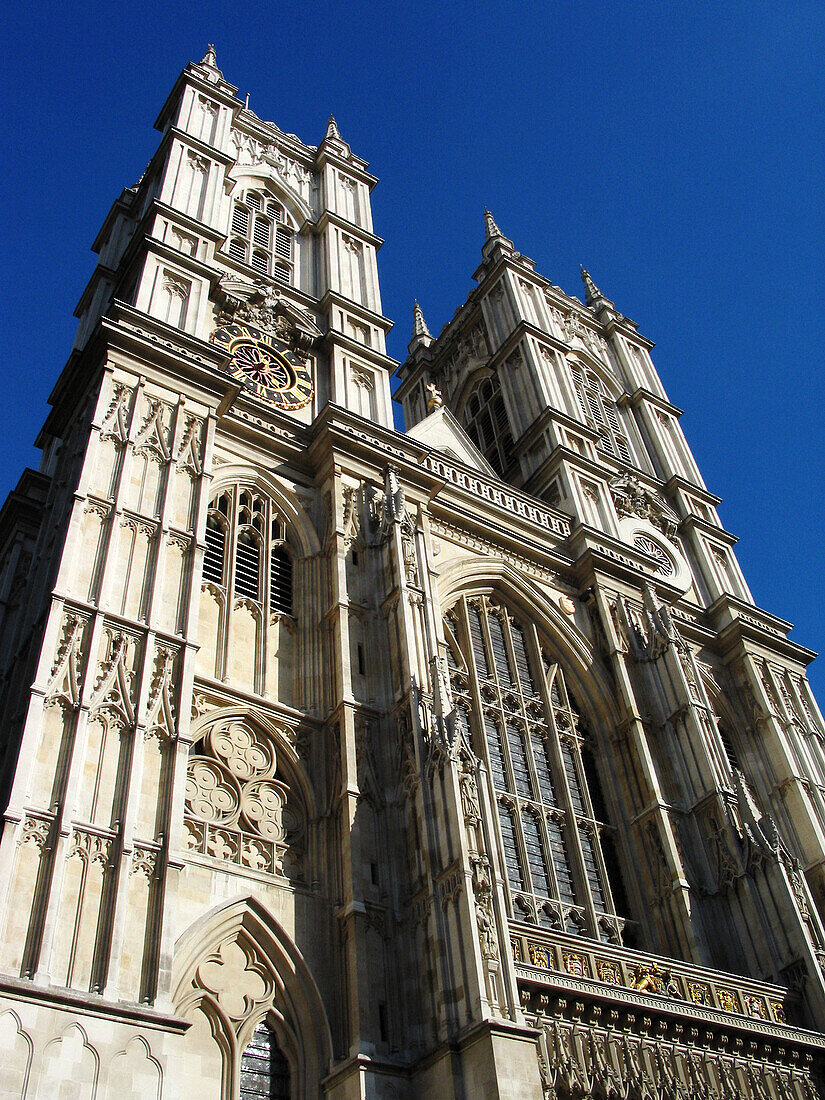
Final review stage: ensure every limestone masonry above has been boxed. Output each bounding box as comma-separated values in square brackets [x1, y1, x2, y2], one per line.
[0, 46, 823, 1099]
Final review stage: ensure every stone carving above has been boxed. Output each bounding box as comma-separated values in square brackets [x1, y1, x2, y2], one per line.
[69, 828, 113, 868]
[609, 472, 679, 538]
[45, 612, 85, 710]
[471, 856, 498, 960]
[197, 939, 271, 1020]
[131, 845, 160, 879]
[99, 382, 132, 447]
[133, 398, 171, 463]
[174, 414, 202, 477]
[20, 814, 53, 850]
[229, 130, 312, 192]
[144, 645, 176, 741]
[184, 718, 302, 878]
[529, 942, 551, 968]
[90, 631, 135, 727]
[214, 278, 321, 354]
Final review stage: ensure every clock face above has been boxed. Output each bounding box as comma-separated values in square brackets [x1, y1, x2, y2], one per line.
[211, 322, 314, 410]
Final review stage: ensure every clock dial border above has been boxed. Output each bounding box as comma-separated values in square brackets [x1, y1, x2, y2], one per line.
[211, 321, 314, 410]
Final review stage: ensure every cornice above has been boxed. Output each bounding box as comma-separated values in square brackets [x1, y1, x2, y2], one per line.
[621, 386, 684, 418]
[317, 289, 394, 334]
[312, 209, 383, 250]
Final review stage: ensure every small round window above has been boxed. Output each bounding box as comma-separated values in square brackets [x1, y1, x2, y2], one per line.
[633, 533, 675, 577]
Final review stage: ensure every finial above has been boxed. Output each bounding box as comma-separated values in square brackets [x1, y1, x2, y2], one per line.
[201, 44, 217, 68]
[484, 209, 503, 240]
[413, 300, 432, 339]
[325, 115, 341, 140]
[581, 266, 604, 307]
[425, 382, 443, 411]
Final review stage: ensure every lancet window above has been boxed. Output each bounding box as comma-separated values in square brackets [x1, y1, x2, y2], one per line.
[445, 595, 625, 941]
[569, 364, 632, 465]
[228, 188, 294, 284]
[461, 374, 514, 477]
[240, 1021, 291, 1099]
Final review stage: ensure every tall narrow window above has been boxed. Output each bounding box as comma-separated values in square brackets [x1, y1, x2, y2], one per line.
[569, 365, 632, 465]
[498, 803, 525, 892]
[240, 1021, 290, 1100]
[446, 595, 624, 939]
[461, 375, 514, 477]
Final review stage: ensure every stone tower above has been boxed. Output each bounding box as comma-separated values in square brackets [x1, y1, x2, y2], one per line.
[0, 47, 824, 1100]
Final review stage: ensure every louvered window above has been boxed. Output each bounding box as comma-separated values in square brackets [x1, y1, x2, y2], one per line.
[445, 595, 625, 937]
[461, 374, 513, 477]
[718, 724, 741, 771]
[225, 189, 294, 284]
[203, 516, 226, 585]
[235, 531, 261, 600]
[523, 810, 551, 896]
[485, 716, 508, 791]
[507, 724, 533, 798]
[253, 216, 271, 247]
[569, 365, 632, 466]
[232, 204, 250, 235]
[275, 226, 293, 259]
[498, 804, 525, 892]
[269, 547, 293, 615]
[203, 488, 295, 614]
[240, 1021, 290, 1100]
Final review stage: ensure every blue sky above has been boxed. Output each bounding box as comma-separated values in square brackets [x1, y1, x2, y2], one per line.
[2, 2, 823, 695]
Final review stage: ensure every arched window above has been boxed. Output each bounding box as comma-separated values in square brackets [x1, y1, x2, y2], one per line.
[240, 1021, 291, 1099]
[446, 596, 627, 940]
[203, 488, 293, 617]
[227, 189, 295, 283]
[569, 365, 632, 464]
[461, 375, 513, 477]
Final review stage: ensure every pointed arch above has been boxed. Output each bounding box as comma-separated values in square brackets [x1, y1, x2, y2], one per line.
[172, 895, 333, 1098]
[207, 464, 320, 557]
[229, 170, 313, 227]
[436, 554, 620, 727]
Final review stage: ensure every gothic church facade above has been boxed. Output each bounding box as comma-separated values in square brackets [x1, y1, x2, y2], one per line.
[0, 47, 824, 1099]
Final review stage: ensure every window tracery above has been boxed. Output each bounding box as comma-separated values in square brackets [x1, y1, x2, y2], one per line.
[227, 189, 294, 284]
[184, 717, 303, 879]
[204, 487, 293, 616]
[461, 375, 513, 477]
[446, 595, 626, 940]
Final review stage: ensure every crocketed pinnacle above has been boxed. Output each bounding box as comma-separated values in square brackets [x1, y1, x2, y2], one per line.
[201, 44, 218, 68]
[581, 266, 603, 306]
[412, 300, 432, 340]
[325, 115, 341, 140]
[484, 209, 503, 240]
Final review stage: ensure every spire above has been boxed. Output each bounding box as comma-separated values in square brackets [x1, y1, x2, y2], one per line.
[581, 266, 615, 312]
[413, 300, 432, 340]
[484, 209, 503, 240]
[408, 300, 434, 355]
[201, 43, 217, 68]
[325, 115, 341, 141]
